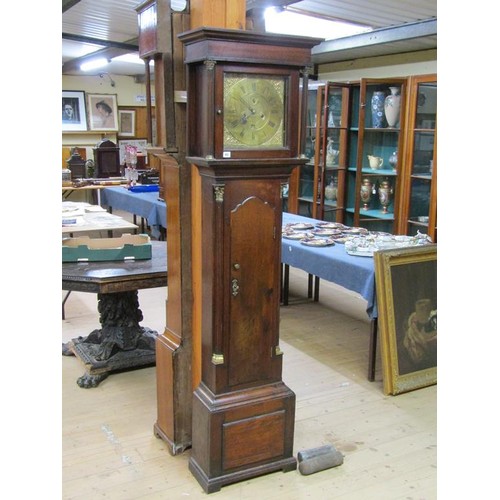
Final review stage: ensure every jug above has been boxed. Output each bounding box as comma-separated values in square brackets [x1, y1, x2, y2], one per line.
[367, 155, 383, 169]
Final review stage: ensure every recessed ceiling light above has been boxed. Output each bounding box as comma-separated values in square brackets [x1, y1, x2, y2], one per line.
[112, 53, 154, 65]
[264, 8, 371, 40]
[80, 58, 109, 71]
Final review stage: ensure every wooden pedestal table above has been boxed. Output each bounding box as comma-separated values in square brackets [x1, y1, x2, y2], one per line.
[62, 241, 167, 388]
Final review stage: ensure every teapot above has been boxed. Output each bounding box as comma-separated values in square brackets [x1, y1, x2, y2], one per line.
[367, 155, 383, 169]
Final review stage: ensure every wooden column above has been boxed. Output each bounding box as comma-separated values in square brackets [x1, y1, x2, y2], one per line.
[190, 0, 245, 30]
[139, 0, 248, 456]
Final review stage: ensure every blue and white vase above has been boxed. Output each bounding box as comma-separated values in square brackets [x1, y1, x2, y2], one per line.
[371, 91, 386, 128]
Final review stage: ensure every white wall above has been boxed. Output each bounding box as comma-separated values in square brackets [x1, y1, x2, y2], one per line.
[62, 74, 153, 107]
[318, 49, 437, 82]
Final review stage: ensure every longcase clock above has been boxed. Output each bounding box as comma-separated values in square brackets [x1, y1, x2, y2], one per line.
[179, 27, 322, 493]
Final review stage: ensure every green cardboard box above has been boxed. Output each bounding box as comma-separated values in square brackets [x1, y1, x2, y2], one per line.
[62, 234, 152, 262]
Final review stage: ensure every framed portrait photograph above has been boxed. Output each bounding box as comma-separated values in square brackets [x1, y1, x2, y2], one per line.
[62, 91, 87, 131]
[118, 110, 136, 137]
[87, 93, 118, 131]
[374, 245, 437, 396]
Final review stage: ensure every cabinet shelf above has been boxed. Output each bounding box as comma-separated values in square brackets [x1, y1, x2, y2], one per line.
[364, 127, 400, 133]
[359, 168, 397, 176]
[345, 207, 394, 220]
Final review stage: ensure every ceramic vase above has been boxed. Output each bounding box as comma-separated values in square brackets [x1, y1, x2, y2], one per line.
[325, 178, 337, 201]
[378, 179, 393, 213]
[371, 91, 386, 128]
[384, 87, 401, 128]
[326, 137, 339, 166]
[360, 178, 374, 210]
[388, 150, 398, 171]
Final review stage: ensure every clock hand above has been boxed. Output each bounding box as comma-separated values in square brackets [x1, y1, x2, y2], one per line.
[238, 96, 257, 115]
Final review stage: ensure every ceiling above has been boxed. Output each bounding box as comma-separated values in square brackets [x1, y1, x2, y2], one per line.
[62, 0, 437, 77]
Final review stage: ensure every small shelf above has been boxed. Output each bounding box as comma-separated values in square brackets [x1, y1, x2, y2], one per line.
[346, 207, 395, 220]
[360, 168, 397, 176]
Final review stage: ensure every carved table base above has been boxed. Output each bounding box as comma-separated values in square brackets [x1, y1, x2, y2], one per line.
[62, 290, 157, 388]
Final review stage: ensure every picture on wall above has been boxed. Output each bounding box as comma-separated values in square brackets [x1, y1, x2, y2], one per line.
[118, 110, 136, 137]
[374, 245, 437, 395]
[87, 93, 119, 131]
[118, 139, 148, 165]
[62, 91, 87, 131]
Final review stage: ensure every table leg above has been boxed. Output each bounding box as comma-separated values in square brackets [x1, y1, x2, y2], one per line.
[62, 290, 157, 388]
[313, 276, 320, 302]
[368, 318, 378, 381]
[281, 264, 290, 306]
[307, 274, 313, 298]
[62, 291, 72, 320]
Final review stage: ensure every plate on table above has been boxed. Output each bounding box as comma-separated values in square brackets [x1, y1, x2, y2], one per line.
[301, 237, 335, 247]
[342, 227, 368, 236]
[330, 235, 349, 244]
[345, 247, 375, 257]
[316, 222, 348, 230]
[312, 228, 342, 236]
[288, 222, 314, 230]
[282, 230, 310, 240]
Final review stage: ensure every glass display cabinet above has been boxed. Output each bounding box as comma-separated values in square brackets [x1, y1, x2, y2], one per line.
[294, 81, 352, 221]
[398, 74, 437, 241]
[344, 78, 407, 233]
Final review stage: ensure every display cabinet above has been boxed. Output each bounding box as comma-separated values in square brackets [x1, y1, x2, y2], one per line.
[398, 74, 437, 241]
[344, 78, 407, 233]
[294, 82, 352, 221]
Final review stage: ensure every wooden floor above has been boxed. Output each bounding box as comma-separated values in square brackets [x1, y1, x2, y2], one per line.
[61, 254, 437, 499]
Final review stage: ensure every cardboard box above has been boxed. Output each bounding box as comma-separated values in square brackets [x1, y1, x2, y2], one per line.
[62, 234, 152, 262]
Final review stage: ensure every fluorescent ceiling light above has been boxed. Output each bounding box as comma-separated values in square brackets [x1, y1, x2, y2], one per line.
[264, 8, 371, 40]
[112, 53, 154, 66]
[80, 58, 109, 71]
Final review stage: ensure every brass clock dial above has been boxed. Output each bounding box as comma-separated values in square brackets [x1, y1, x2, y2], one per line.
[223, 74, 285, 149]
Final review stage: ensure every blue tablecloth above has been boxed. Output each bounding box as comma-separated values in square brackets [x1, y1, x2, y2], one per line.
[101, 187, 167, 238]
[281, 212, 377, 318]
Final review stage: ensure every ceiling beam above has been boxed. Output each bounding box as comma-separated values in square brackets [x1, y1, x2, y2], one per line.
[312, 18, 437, 64]
[62, 0, 82, 13]
[245, 0, 300, 10]
[62, 33, 139, 51]
[62, 34, 140, 74]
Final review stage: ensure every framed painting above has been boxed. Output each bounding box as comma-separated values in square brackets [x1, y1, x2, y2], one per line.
[118, 139, 148, 165]
[118, 109, 136, 137]
[62, 91, 87, 131]
[374, 245, 437, 395]
[87, 93, 119, 131]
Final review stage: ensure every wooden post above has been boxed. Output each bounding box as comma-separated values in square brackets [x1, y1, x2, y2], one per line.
[141, 0, 247, 456]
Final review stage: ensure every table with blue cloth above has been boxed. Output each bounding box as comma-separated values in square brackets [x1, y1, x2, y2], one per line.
[101, 186, 167, 240]
[281, 211, 378, 380]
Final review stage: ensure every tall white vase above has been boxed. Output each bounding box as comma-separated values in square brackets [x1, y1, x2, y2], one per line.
[384, 87, 401, 128]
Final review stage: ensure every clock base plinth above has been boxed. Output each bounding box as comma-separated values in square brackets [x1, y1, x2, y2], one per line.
[189, 381, 297, 494]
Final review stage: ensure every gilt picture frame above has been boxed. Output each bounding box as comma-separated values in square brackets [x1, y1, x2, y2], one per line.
[62, 90, 87, 131]
[87, 93, 119, 131]
[374, 245, 437, 395]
